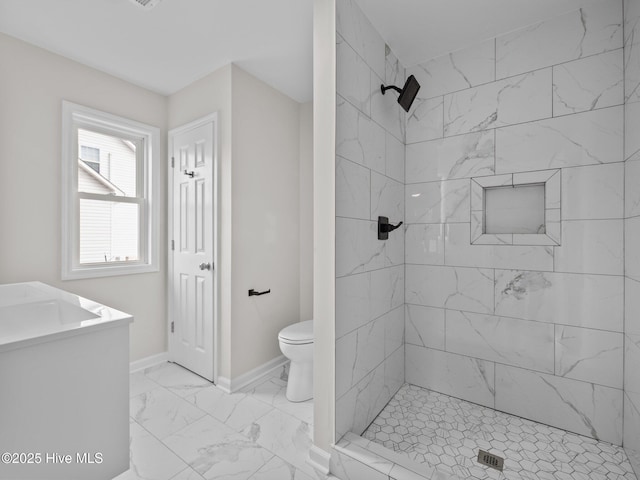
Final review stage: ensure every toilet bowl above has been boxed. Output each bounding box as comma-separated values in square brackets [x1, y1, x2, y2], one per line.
[278, 319, 313, 402]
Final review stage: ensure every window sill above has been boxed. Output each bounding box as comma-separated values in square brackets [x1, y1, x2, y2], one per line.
[62, 263, 159, 281]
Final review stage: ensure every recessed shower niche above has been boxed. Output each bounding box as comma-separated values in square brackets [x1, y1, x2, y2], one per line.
[470, 169, 561, 245]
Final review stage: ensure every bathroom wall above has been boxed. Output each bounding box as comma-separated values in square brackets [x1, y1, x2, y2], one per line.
[0, 32, 168, 361]
[0, 31, 308, 377]
[404, 2, 625, 445]
[625, 0, 640, 474]
[169, 65, 307, 382]
[334, 0, 406, 440]
[299, 101, 314, 322]
[230, 66, 302, 378]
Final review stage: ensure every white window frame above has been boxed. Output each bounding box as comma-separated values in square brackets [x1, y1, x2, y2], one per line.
[61, 101, 160, 280]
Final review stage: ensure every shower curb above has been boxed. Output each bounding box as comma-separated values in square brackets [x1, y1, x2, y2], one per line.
[332, 432, 461, 480]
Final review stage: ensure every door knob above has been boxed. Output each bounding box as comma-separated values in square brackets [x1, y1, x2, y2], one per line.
[199, 262, 211, 271]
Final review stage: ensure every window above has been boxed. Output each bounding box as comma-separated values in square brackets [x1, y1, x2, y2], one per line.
[80, 145, 100, 173]
[62, 101, 160, 279]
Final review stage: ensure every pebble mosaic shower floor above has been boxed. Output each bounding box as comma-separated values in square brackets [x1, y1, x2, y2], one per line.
[362, 384, 637, 480]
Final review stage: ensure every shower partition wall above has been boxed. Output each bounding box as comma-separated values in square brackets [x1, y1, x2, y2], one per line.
[334, 0, 407, 440]
[624, 0, 640, 474]
[333, 0, 640, 478]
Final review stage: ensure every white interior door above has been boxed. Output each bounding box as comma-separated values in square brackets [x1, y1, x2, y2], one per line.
[168, 116, 217, 382]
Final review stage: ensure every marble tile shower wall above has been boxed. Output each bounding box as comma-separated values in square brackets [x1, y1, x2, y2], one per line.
[334, 0, 406, 441]
[625, 0, 640, 475]
[404, 1, 627, 447]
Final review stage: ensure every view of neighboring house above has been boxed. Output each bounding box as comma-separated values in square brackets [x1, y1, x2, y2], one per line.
[77, 129, 139, 264]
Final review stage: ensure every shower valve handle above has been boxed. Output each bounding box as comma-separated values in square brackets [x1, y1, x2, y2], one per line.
[381, 221, 403, 233]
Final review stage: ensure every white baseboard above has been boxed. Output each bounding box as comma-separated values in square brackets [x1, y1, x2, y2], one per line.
[308, 445, 331, 475]
[129, 352, 169, 373]
[217, 355, 288, 393]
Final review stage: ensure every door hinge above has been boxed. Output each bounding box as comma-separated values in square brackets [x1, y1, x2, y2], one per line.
[171, 156, 175, 168]
[171, 321, 174, 333]
[171, 240, 175, 251]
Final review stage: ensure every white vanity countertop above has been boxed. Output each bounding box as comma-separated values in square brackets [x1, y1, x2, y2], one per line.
[0, 281, 133, 352]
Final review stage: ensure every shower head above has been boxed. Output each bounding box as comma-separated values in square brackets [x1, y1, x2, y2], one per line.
[381, 75, 421, 112]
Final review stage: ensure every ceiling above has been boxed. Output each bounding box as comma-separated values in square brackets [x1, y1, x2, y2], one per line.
[0, 0, 599, 103]
[0, 0, 313, 102]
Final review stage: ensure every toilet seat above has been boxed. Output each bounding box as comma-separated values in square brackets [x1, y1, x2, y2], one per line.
[278, 319, 313, 345]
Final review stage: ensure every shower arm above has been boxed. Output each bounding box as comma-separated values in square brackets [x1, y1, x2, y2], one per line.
[381, 84, 403, 95]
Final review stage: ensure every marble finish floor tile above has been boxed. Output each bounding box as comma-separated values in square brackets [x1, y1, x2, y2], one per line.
[362, 383, 637, 480]
[116, 362, 317, 480]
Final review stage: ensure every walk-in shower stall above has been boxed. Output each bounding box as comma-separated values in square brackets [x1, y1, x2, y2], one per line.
[332, 0, 640, 478]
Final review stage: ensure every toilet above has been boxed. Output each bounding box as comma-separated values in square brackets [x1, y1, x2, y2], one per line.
[278, 319, 314, 402]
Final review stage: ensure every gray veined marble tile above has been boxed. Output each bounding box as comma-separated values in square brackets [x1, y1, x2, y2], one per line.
[626, 101, 640, 162]
[445, 223, 555, 271]
[405, 304, 445, 349]
[406, 130, 494, 184]
[336, 156, 370, 221]
[130, 371, 159, 398]
[554, 219, 623, 275]
[336, 0, 385, 79]
[336, 33, 372, 116]
[555, 326, 623, 389]
[335, 317, 386, 399]
[329, 449, 389, 480]
[405, 264, 494, 314]
[405, 344, 495, 408]
[405, 96, 443, 145]
[408, 39, 495, 100]
[336, 217, 384, 277]
[494, 364, 623, 445]
[496, 1, 623, 79]
[385, 132, 405, 183]
[114, 420, 189, 480]
[446, 310, 555, 374]
[626, 159, 640, 218]
[624, 392, 640, 475]
[625, 0, 640, 47]
[626, 277, 640, 336]
[382, 305, 404, 358]
[130, 387, 206, 440]
[625, 27, 640, 103]
[335, 362, 387, 438]
[443, 68, 552, 137]
[371, 70, 406, 142]
[405, 179, 470, 224]
[370, 265, 404, 320]
[626, 335, 640, 401]
[187, 387, 274, 432]
[336, 271, 372, 339]
[143, 362, 212, 397]
[384, 346, 405, 399]
[370, 172, 403, 222]
[164, 415, 273, 480]
[250, 407, 315, 478]
[552, 49, 624, 116]
[404, 223, 445, 265]
[248, 455, 314, 480]
[624, 217, 640, 281]
[169, 467, 206, 480]
[385, 45, 405, 88]
[496, 106, 624, 173]
[494, 269, 624, 332]
[336, 96, 385, 174]
[562, 163, 624, 220]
